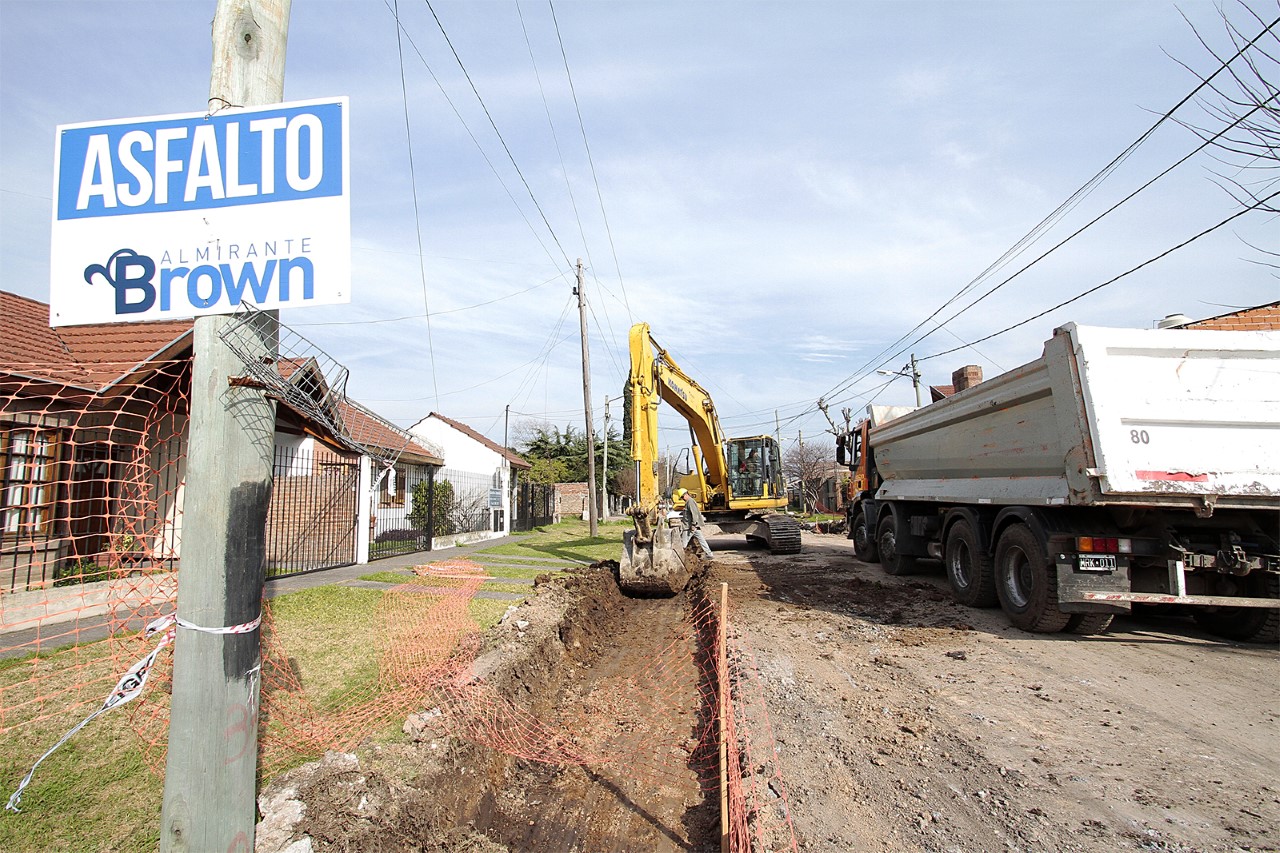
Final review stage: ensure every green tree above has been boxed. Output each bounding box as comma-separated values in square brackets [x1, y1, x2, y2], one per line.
[516, 421, 630, 495]
[408, 478, 455, 537]
[526, 456, 569, 486]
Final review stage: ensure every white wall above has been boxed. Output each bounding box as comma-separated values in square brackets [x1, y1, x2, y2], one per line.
[408, 417, 503, 472]
[408, 415, 515, 535]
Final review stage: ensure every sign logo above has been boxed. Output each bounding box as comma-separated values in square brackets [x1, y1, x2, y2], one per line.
[50, 98, 350, 327]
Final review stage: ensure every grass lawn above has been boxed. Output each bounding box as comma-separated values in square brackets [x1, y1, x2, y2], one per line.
[480, 517, 628, 564]
[0, 639, 163, 853]
[0, 519, 621, 850]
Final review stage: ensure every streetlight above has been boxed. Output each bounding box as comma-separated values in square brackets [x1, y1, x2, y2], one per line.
[876, 354, 923, 407]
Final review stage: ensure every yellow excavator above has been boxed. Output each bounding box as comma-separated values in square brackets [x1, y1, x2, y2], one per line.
[620, 322, 802, 595]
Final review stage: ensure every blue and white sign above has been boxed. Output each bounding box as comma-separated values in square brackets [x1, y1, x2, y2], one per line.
[50, 97, 350, 326]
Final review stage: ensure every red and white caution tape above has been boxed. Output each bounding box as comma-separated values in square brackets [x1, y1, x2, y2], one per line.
[5, 620, 175, 813]
[150, 611, 263, 636]
[4, 610, 260, 812]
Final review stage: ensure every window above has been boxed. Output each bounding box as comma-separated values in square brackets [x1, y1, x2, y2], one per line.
[2, 426, 61, 535]
[379, 465, 405, 508]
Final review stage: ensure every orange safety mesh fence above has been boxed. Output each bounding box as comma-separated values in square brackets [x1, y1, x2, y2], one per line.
[1, 359, 187, 730]
[1, 349, 794, 847]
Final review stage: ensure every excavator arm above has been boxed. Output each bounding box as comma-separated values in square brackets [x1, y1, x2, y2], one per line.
[629, 322, 731, 508]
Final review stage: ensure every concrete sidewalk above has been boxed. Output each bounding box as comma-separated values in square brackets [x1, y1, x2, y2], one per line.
[263, 535, 523, 597]
[1, 535, 582, 658]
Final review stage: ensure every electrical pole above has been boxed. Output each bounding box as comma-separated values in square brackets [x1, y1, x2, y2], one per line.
[910, 353, 922, 407]
[601, 394, 613, 519]
[503, 403, 510, 451]
[575, 260, 598, 536]
[159, 3, 288, 851]
[797, 430, 806, 514]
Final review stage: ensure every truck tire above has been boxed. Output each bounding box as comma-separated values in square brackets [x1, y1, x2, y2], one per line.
[877, 515, 918, 576]
[944, 520, 997, 607]
[994, 524, 1071, 633]
[852, 508, 879, 563]
[1191, 573, 1279, 644]
[1064, 613, 1114, 635]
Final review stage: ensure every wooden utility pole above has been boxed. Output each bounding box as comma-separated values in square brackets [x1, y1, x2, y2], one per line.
[160, 2, 289, 850]
[601, 393, 610, 519]
[575, 259, 598, 536]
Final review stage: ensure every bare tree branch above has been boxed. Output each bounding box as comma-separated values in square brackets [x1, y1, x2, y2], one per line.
[1176, 2, 1280, 216]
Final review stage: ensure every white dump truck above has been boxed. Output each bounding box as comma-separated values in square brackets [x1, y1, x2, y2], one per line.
[838, 322, 1280, 642]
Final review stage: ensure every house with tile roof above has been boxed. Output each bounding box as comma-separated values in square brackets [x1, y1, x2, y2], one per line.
[0, 289, 442, 593]
[407, 412, 531, 545]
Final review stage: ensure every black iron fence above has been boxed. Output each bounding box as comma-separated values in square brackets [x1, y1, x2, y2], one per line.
[434, 467, 498, 537]
[371, 463, 434, 560]
[265, 445, 358, 578]
[514, 481, 554, 531]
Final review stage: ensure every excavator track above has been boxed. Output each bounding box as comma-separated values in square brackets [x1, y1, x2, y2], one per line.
[764, 514, 802, 555]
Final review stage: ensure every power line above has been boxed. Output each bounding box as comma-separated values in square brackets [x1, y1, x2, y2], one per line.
[422, 0, 574, 270]
[515, 0, 593, 277]
[384, 0, 566, 273]
[288, 272, 568, 327]
[817, 11, 1280, 406]
[549, 0, 634, 327]
[394, 0, 439, 410]
[924, 188, 1279, 361]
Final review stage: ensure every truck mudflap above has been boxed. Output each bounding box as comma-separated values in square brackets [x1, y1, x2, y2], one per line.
[1056, 559, 1131, 614]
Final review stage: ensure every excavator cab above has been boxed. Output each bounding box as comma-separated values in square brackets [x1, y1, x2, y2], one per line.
[725, 436, 784, 502]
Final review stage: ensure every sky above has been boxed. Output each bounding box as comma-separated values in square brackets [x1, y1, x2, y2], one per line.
[2, 0, 1277, 457]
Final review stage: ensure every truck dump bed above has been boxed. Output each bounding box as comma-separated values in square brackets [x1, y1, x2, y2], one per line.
[871, 323, 1280, 511]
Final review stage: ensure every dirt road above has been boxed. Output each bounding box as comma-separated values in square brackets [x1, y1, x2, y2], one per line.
[713, 532, 1280, 852]
[259, 531, 1279, 852]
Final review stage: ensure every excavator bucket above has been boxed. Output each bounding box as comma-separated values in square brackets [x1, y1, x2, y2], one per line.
[619, 517, 690, 596]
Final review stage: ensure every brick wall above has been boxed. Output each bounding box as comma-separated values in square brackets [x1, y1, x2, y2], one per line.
[1183, 302, 1280, 331]
[554, 482, 589, 522]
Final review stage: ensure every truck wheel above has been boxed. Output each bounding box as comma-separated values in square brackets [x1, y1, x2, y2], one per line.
[944, 520, 996, 607]
[994, 524, 1070, 633]
[1064, 613, 1114, 635]
[852, 508, 879, 563]
[1192, 573, 1279, 644]
[877, 515, 918, 576]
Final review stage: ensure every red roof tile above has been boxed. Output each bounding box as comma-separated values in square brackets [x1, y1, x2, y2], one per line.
[1, 290, 192, 390]
[340, 401, 443, 465]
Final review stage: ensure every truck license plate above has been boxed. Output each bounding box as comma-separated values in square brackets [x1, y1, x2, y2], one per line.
[1077, 555, 1117, 572]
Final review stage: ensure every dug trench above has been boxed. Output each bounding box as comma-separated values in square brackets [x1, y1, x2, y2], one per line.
[256, 535, 1279, 852]
[256, 562, 725, 853]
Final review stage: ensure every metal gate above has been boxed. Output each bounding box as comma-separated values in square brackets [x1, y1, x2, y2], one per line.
[265, 445, 359, 578]
[514, 481, 554, 531]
